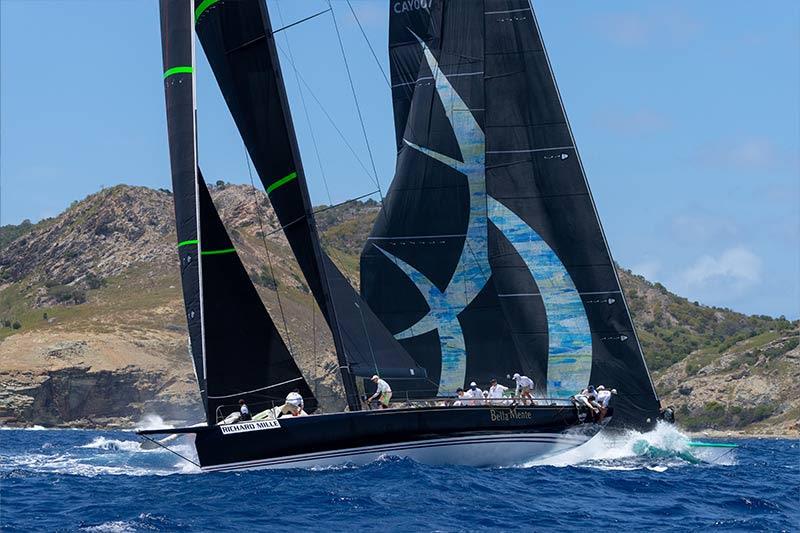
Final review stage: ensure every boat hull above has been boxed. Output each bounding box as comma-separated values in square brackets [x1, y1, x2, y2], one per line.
[194, 404, 599, 471]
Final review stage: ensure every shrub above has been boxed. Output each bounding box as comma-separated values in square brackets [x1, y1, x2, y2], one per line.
[47, 285, 86, 305]
[11, 321, 21, 330]
[84, 273, 106, 290]
[251, 267, 277, 289]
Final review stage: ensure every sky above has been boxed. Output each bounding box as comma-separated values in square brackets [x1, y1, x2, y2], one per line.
[1, 0, 798, 319]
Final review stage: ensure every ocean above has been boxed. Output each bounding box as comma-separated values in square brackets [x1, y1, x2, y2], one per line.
[0, 423, 797, 532]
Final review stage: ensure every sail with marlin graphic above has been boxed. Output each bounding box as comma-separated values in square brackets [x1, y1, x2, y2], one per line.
[360, 0, 660, 426]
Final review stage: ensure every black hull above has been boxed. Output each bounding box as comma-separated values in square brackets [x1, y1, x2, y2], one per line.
[193, 405, 600, 470]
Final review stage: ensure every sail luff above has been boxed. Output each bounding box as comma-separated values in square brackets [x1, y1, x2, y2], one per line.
[525, 0, 659, 408]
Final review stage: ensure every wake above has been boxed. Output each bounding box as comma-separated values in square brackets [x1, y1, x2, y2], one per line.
[522, 422, 737, 470]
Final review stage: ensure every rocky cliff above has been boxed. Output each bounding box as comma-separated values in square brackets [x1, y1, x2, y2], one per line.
[0, 184, 796, 434]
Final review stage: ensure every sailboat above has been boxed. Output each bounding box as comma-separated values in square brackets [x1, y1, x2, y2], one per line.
[139, 0, 661, 471]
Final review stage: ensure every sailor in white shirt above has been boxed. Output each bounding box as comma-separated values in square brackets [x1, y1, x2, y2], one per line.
[595, 385, 617, 421]
[464, 382, 484, 405]
[368, 375, 393, 409]
[452, 388, 466, 406]
[512, 373, 535, 405]
[487, 378, 509, 405]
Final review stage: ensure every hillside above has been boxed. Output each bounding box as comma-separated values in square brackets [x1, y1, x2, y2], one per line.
[0, 184, 796, 434]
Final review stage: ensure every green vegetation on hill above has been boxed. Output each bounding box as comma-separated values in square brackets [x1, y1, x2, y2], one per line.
[0, 219, 36, 250]
[620, 270, 793, 372]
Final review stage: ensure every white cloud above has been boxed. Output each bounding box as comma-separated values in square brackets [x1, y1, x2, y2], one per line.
[691, 136, 797, 173]
[680, 246, 762, 290]
[593, 108, 670, 136]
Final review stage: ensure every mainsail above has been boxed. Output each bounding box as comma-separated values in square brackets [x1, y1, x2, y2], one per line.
[193, 0, 426, 409]
[160, 0, 317, 423]
[361, 0, 660, 426]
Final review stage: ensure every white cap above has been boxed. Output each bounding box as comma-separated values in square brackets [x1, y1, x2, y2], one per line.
[512, 373, 521, 380]
[611, 388, 618, 395]
[371, 375, 379, 381]
[470, 381, 477, 387]
[597, 385, 605, 391]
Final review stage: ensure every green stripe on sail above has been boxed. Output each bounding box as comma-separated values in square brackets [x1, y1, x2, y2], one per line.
[266, 172, 297, 194]
[177, 239, 198, 248]
[163, 66, 193, 79]
[195, 0, 220, 21]
[201, 248, 236, 256]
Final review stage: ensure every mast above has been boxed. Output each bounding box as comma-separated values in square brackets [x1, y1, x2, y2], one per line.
[159, 0, 207, 414]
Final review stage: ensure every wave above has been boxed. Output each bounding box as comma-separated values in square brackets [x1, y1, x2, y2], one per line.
[522, 421, 736, 470]
[79, 437, 148, 453]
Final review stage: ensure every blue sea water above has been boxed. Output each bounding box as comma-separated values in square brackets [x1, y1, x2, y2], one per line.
[0, 423, 797, 532]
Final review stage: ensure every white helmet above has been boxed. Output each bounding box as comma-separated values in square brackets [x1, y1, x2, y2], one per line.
[512, 373, 521, 380]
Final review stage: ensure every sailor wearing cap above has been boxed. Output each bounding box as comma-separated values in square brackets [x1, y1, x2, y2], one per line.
[512, 373, 535, 405]
[464, 381, 484, 405]
[368, 375, 392, 409]
[594, 385, 617, 421]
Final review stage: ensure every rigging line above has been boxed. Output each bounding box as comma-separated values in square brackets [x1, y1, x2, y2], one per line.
[137, 434, 200, 468]
[274, 42, 376, 185]
[345, 0, 389, 86]
[259, 189, 381, 240]
[274, 2, 333, 207]
[243, 144, 296, 357]
[327, 0, 384, 198]
[271, 7, 330, 35]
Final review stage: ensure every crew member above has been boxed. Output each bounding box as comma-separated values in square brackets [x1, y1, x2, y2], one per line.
[285, 390, 306, 416]
[368, 375, 392, 409]
[238, 399, 251, 421]
[595, 385, 617, 421]
[512, 373, 535, 405]
[464, 381, 484, 405]
[487, 378, 509, 405]
[452, 388, 466, 406]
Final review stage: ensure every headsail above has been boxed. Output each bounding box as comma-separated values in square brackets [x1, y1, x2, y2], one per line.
[160, 0, 317, 423]
[361, 0, 660, 426]
[193, 0, 426, 409]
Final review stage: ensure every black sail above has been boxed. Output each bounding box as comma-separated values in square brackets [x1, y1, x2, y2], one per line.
[361, 0, 660, 427]
[193, 0, 425, 409]
[160, 0, 316, 424]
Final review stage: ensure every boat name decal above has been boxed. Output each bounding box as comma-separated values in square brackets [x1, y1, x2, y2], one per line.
[490, 408, 532, 422]
[220, 420, 281, 435]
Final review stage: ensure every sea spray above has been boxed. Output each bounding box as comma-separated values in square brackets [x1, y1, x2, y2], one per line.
[521, 422, 735, 469]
